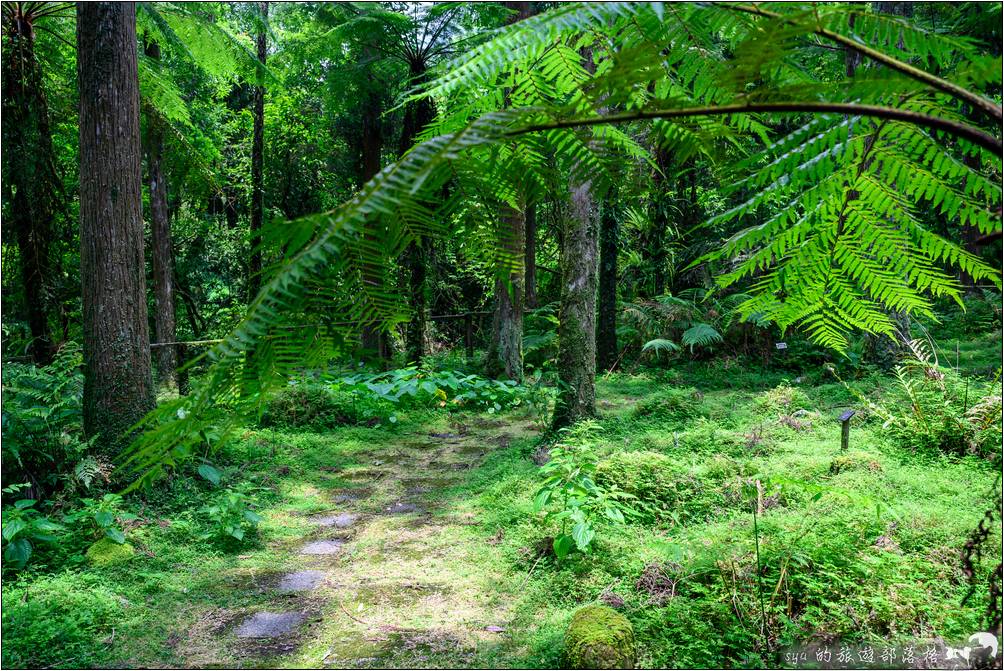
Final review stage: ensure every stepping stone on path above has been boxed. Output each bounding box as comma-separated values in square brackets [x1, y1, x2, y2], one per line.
[384, 502, 421, 515]
[332, 490, 369, 504]
[310, 512, 359, 528]
[276, 570, 325, 594]
[300, 539, 345, 555]
[235, 612, 305, 638]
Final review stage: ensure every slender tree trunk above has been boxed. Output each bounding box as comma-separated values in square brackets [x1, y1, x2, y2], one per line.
[247, 1, 268, 303]
[77, 1, 154, 454]
[596, 195, 619, 372]
[525, 201, 538, 308]
[552, 175, 599, 429]
[404, 241, 428, 364]
[144, 40, 178, 391]
[2, 5, 59, 365]
[398, 60, 435, 363]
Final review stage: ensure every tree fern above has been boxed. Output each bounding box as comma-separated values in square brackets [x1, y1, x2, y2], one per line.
[118, 1, 1003, 484]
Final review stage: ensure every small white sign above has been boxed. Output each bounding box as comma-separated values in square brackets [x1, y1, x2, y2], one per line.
[775, 342, 788, 350]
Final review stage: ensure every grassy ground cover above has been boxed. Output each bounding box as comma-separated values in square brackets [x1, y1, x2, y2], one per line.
[3, 338, 1000, 669]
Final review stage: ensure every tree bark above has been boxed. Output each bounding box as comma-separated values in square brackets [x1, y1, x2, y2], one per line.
[596, 195, 619, 372]
[247, 1, 268, 303]
[2, 4, 60, 365]
[552, 176, 599, 429]
[144, 40, 178, 391]
[77, 1, 155, 454]
[552, 45, 600, 430]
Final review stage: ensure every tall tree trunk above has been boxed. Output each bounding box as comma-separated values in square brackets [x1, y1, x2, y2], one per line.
[647, 145, 670, 297]
[525, 201, 538, 308]
[398, 60, 435, 363]
[2, 3, 59, 365]
[247, 1, 268, 303]
[77, 1, 154, 454]
[552, 175, 599, 429]
[486, 1, 534, 379]
[144, 39, 178, 391]
[596, 195, 619, 372]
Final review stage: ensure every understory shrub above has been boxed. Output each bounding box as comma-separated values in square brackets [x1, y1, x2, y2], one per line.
[753, 381, 813, 417]
[632, 387, 704, 423]
[1, 573, 125, 668]
[831, 340, 1002, 457]
[331, 367, 549, 415]
[259, 383, 391, 430]
[1, 343, 93, 496]
[594, 451, 713, 522]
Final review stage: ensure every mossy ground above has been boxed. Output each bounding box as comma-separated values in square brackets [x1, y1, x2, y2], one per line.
[3, 353, 1001, 669]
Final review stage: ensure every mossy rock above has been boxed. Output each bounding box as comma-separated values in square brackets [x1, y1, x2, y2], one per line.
[86, 538, 135, 566]
[563, 604, 636, 669]
[829, 451, 882, 475]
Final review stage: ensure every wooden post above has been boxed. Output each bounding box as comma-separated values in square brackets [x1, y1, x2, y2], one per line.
[839, 410, 855, 451]
[464, 313, 474, 359]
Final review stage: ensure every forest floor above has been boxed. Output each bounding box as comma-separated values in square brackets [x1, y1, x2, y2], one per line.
[3, 329, 1002, 669]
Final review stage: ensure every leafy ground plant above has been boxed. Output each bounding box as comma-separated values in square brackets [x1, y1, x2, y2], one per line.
[1, 484, 63, 568]
[533, 421, 639, 559]
[201, 487, 262, 542]
[331, 367, 547, 416]
[64, 493, 136, 545]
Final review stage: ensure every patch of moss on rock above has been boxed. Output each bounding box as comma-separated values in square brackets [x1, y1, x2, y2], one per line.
[563, 604, 635, 669]
[86, 539, 134, 566]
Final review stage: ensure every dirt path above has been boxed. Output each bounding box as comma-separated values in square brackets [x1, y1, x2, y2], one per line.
[181, 416, 537, 668]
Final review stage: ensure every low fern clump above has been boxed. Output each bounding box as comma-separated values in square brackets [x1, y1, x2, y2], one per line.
[1, 344, 93, 494]
[832, 340, 1003, 457]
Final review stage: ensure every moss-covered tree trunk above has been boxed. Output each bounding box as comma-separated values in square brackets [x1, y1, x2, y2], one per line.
[552, 176, 599, 429]
[596, 196, 619, 372]
[144, 39, 178, 391]
[77, 1, 155, 454]
[2, 4, 60, 365]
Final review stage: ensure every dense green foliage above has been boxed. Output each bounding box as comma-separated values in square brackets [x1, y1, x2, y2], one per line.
[1, 2, 1001, 669]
